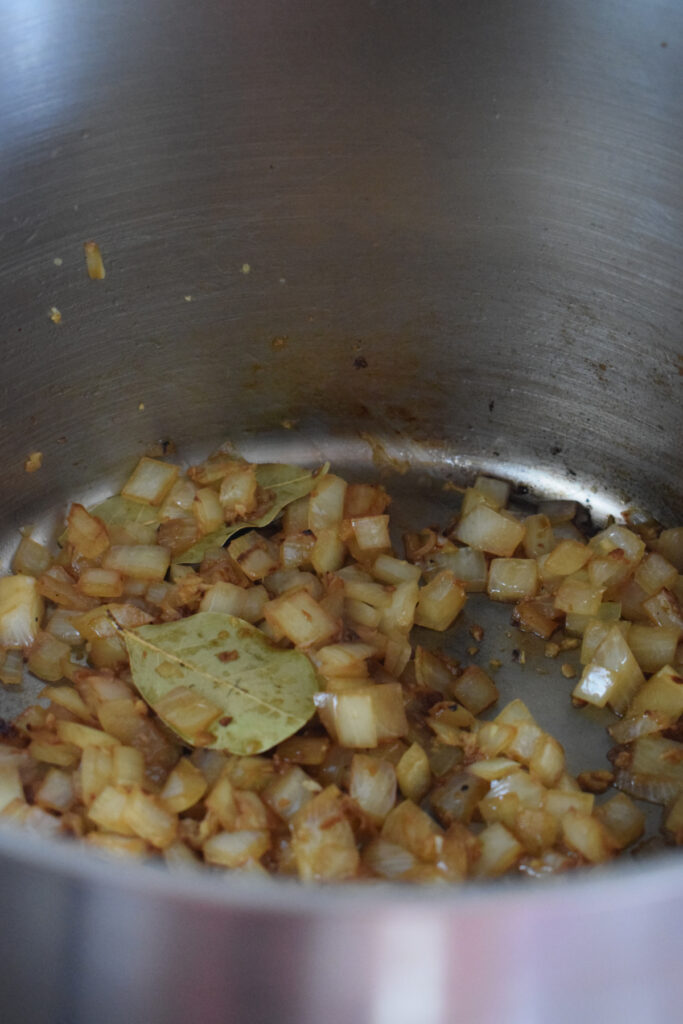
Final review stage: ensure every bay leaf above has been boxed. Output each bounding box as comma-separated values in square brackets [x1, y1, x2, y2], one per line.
[57, 494, 160, 547]
[175, 461, 329, 564]
[123, 611, 320, 755]
[90, 495, 161, 528]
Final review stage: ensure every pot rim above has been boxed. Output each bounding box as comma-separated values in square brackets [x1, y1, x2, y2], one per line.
[1, 820, 680, 918]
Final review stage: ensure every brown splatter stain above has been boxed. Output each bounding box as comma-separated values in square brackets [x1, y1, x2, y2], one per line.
[358, 432, 411, 475]
[216, 650, 239, 663]
[384, 405, 422, 430]
[584, 358, 610, 385]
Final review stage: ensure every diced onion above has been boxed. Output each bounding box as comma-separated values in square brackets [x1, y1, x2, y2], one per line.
[203, 829, 270, 868]
[451, 665, 499, 715]
[331, 692, 378, 748]
[84, 240, 105, 279]
[263, 766, 321, 822]
[264, 588, 338, 647]
[78, 568, 124, 598]
[561, 810, 616, 863]
[161, 758, 208, 813]
[200, 581, 267, 623]
[653, 527, 683, 572]
[414, 571, 466, 631]
[308, 474, 347, 531]
[573, 626, 644, 713]
[0, 764, 24, 812]
[542, 539, 591, 577]
[67, 503, 110, 559]
[291, 785, 359, 881]
[123, 788, 178, 848]
[487, 558, 538, 602]
[0, 574, 44, 649]
[103, 545, 170, 581]
[2, 445, 682, 884]
[396, 743, 431, 802]
[12, 536, 52, 578]
[627, 664, 683, 720]
[350, 515, 391, 553]
[349, 754, 397, 823]
[218, 464, 258, 519]
[372, 554, 421, 585]
[35, 768, 75, 813]
[363, 838, 417, 879]
[642, 588, 683, 630]
[474, 823, 523, 877]
[193, 487, 224, 534]
[381, 799, 442, 861]
[634, 553, 678, 595]
[594, 793, 645, 849]
[523, 514, 555, 558]
[554, 577, 603, 616]
[473, 475, 510, 509]
[627, 625, 680, 674]
[122, 458, 179, 506]
[0, 649, 24, 686]
[455, 505, 526, 558]
[154, 685, 223, 739]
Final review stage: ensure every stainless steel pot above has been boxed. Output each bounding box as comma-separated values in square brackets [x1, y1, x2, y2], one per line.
[0, 2, 681, 1021]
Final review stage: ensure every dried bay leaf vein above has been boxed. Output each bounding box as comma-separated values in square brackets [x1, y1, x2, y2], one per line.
[123, 627, 302, 723]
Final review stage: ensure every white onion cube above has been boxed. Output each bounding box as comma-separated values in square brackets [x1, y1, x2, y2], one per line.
[487, 558, 538, 601]
[0, 574, 44, 649]
[455, 505, 525, 557]
[122, 458, 179, 506]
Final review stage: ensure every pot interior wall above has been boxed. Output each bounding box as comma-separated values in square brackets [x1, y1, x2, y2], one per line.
[0, 0, 681, 543]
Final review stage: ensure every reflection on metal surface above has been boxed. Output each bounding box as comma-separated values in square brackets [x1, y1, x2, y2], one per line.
[371, 913, 447, 1024]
